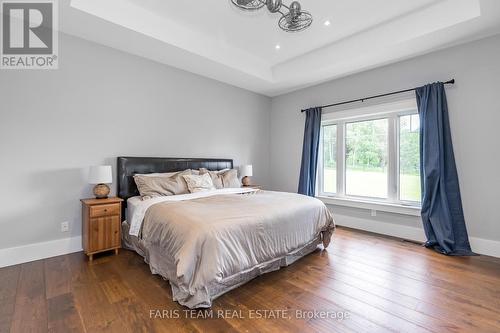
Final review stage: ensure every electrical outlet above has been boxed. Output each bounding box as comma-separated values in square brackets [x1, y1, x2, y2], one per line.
[370, 209, 377, 217]
[61, 221, 69, 232]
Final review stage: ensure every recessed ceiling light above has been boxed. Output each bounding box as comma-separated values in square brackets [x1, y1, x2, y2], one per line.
[324, 20, 331, 26]
[275, 44, 281, 50]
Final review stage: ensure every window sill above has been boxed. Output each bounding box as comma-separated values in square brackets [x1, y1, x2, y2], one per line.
[317, 196, 421, 217]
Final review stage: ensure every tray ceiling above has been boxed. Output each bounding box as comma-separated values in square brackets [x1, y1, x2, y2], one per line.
[59, 0, 500, 96]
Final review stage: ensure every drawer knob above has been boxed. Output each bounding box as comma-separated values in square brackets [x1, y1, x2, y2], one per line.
[104, 209, 108, 212]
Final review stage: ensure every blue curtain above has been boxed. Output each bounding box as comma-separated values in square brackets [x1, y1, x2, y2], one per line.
[298, 107, 322, 196]
[416, 83, 474, 256]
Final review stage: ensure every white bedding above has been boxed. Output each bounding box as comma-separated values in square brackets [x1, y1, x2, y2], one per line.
[127, 187, 258, 236]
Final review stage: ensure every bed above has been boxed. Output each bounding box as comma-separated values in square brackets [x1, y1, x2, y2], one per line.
[117, 157, 335, 308]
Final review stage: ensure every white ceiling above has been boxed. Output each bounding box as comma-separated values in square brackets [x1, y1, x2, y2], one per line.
[60, 0, 500, 96]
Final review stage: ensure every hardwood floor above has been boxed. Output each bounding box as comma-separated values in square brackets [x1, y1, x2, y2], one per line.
[1, 227, 500, 333]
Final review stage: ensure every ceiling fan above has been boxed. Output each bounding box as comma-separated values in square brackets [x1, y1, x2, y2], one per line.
[231, 0, 313, 32]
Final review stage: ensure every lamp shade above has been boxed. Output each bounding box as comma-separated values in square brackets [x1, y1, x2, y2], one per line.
[88, 165, 112, 184]
[240, 165, 253, 177]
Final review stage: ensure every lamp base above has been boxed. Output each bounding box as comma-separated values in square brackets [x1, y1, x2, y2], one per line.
[242, 176, 251, 186]
[93, 184, 110, 199]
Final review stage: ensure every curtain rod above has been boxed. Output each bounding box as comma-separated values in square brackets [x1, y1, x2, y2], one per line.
[301, 79, 455, 112]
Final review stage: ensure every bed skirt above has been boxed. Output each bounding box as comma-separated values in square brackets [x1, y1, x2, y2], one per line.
[122, 221, 326, 308]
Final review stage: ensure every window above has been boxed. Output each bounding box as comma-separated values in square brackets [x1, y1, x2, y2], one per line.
[318, 99, 421, 207]
[322, 124, 337, 193]
[399, 114, 421, 202]
[345, 118, 388, 198]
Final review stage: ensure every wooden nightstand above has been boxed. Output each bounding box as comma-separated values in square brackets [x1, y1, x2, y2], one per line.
[81, 197, 123, 261]
[242, 185, 262, 190]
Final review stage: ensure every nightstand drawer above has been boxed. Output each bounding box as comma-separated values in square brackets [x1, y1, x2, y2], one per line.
[90, 203, 120, 218]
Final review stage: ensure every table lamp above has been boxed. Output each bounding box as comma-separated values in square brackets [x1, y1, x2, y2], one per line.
[88, 165, 112, 199]
[240, 165, 253, 186]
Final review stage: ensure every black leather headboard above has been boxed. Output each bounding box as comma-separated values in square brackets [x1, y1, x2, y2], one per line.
[117, 157, 233, 214]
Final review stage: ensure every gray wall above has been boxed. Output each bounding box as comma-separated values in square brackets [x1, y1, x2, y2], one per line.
[1, 32, 499, 252]
[270, 34, 500, 243]
[0, 34, 271, 249]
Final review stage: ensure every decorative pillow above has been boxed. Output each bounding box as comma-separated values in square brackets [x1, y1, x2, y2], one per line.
[199, 168, 240, 188]
[199, 168, 224, 189]
[134, 170, 192, 199]
[220, 169, 241, 188]
[183, 173, 216, 193]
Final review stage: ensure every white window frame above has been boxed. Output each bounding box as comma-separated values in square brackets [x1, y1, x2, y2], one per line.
[317, 99, 421, 216]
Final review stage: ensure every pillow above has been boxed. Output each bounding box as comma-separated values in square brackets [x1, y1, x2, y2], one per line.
[134, 170, 192, 199]
[183, 173, 216, 193]
[199, 168, 224, 189]
[220, 169, 241, 188]
[199, 168, 240, 189]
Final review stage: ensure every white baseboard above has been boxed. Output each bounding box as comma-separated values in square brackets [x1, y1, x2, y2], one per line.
[1, 218, 499, 268]
[0, 236, 82, 268]
[469, 237, 500, 258]
[335, 215, 500, 258]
